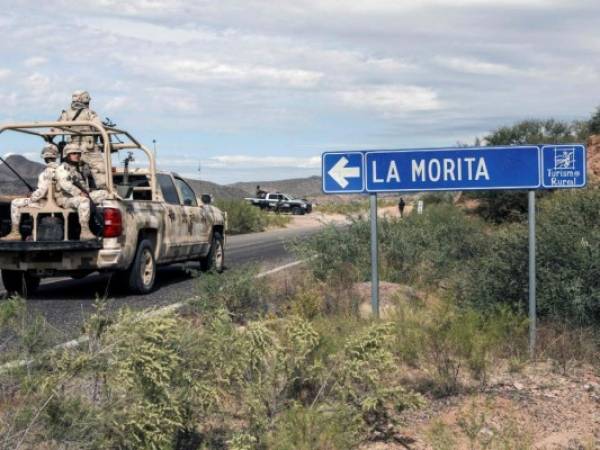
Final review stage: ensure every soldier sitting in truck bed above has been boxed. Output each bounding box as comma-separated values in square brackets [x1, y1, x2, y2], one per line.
[2, 144, 60, 241]
[55, 143, 108, 240]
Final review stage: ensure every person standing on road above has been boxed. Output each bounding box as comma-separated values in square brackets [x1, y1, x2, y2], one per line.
[398, 197, 406, 218]
[55, 144, 108, 240]
[2, 144, 60, 241]
[56, 91, 107, 189]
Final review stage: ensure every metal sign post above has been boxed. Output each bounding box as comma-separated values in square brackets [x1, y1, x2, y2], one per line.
[370, 193, 379, 317]
[528, 190, 536, 357]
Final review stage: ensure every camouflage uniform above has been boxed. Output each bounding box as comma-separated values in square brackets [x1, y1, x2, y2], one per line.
[55, 146, 108, 240]
[57, 91, 107, 189]
[2, 145, 59, 240]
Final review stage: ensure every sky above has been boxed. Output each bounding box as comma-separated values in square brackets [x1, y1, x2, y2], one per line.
[0, 0, 598, 184]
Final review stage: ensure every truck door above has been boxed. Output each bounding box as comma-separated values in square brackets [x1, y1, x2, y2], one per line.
[174, 177, 207, 256]
[156, 173, 187, 260]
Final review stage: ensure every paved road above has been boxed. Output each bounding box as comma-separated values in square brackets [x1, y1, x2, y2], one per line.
[0, 225, 322, 341]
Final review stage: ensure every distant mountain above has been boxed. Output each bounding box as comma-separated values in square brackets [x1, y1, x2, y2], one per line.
[0, 154, 44, 196]
[228, 175, 323, 198]
[183, 178, 249, 200]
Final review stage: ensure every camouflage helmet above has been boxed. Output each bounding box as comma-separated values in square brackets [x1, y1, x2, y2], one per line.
[63, 143, 83, 157]
[71, 90, 85, 102]
[79, 91, 91, 104]
[40, 143, 59, 160]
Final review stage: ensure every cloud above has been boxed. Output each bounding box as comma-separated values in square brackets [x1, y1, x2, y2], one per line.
[200, 155, 321, 169]
[435, 56, 519, 75]
[338, 86, 441, 115]
[1, 0, 599, 183]
[23, 56, 48, 68]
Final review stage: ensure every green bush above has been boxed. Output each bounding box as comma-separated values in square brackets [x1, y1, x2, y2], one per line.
[463, 188, 600, 325]
[215, 199, 290, 235]
[296, 203, 486, 288]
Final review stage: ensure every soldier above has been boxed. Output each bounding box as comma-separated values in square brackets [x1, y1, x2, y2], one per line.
[55, 143, 108, 240]
[57, 90, 107, 189]
[2, 144, 60, 241]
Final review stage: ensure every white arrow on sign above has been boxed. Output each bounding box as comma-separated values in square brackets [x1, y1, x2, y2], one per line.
[328, 156, 360, 188]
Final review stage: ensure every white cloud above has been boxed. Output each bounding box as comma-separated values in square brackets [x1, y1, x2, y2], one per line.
[23, 56, 48, 68]
[338, 86, 441, 115]
[0, 69, 11, 80]
[142, 58, 324, 89]
[202, 155, 321, 169]
[435, 56, 518, 75]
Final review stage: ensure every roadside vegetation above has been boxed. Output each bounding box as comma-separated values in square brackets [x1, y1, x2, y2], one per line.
[215, 199, 291, 234]
[1, 110, 599, 449]
[315, 197, 400, 216]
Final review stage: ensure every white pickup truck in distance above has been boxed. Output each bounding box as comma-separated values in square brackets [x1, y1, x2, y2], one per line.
[0, 121, 226, 296]
[245, 192, 312, 215]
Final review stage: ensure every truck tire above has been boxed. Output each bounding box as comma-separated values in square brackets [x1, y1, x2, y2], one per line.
[292, 206, 303, 215]
[125, 239, 156, 294]
[200, 232, 224, 273]
[1, 270, 40, 297]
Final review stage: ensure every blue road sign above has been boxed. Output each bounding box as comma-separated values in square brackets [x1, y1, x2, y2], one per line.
[365, 146, 541, 192]
[322, 152, 364, 193]
[541, 145, 586, 188]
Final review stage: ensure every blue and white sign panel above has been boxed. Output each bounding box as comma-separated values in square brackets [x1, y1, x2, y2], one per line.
[541, 145, 586, 188]
[365, 146, 541, 192]
[322, 152, 364, 193]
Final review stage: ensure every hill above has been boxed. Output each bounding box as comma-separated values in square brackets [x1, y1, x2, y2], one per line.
[228, 175, 322, 198]
[0, 154, 44, 196]
[183, 178, 248, 200]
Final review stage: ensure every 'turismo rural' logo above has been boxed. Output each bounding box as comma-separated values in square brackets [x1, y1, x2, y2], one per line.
[547, 147, 581, 186]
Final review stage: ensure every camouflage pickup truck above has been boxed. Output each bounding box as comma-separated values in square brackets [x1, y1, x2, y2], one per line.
[0, 121, 226, 296]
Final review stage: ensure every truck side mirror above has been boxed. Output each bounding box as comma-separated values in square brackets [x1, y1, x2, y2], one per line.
[201, 194, 212, 205]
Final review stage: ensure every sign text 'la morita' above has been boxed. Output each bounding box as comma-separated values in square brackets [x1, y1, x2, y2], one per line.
[322, 145, 586, 194]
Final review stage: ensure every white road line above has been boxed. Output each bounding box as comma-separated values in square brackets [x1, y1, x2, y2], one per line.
[0, 258, 312, 373]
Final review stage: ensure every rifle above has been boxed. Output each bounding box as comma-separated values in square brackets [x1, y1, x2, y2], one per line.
[0, 156, 35, 192]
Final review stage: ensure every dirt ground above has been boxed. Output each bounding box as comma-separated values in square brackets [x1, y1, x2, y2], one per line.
[351, 281, 600, 450]
[356, 363, 600, 449]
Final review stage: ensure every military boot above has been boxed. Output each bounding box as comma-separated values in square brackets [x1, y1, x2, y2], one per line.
[2, 225, 21, 241]
[79, 224, 96, 241]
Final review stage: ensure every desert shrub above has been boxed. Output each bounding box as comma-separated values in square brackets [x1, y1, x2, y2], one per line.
[392, 301, 527, 394]
[0, 296, 56, 364]
[419, 192, 455, 205]
[460, 222, 529, 313]
[537, 322, 600, 374]
[266, 403, 359, 450]
[289, 287, 325, 320]
[463, 188, 600, 326]
[381, 204, 486, 285]
[215, 199, 290, 235]
[535, 189, 600, 324]
[191, 266, 270, 321]
[297, 203, 487, 289]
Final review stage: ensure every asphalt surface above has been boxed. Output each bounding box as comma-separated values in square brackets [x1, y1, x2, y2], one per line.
[0, 225, 322, 343]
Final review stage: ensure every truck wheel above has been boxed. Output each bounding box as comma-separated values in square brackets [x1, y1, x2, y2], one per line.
[125, 239, 156, 294]
[1, 270, 40, 297]
[292, 207, 302, 215]
[200, 232, 224, 273]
